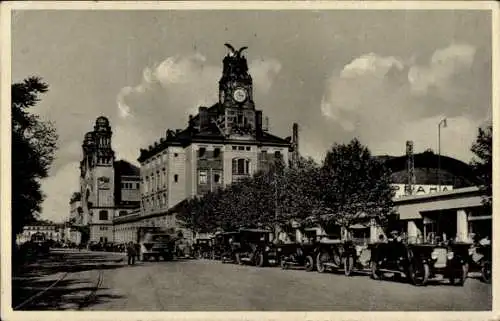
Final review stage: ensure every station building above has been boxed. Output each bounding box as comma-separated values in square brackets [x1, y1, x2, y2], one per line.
[75, 117, 141, 243]
[112, 45, 298, 243]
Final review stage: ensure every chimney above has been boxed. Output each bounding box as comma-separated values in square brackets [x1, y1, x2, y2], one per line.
[199, 107, 208, 129]
[263, 116, 269, 132]
[255, 111, 263, 137]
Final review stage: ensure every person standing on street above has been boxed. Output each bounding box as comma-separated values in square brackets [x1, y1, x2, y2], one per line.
[127, 241, 136, 265]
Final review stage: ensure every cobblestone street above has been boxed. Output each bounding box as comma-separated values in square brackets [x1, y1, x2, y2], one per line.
[12, 250, 492, 311]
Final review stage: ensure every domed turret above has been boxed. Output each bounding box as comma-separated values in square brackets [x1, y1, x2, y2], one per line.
[94, 116, 111, 132]
[84, 132, 95, 146]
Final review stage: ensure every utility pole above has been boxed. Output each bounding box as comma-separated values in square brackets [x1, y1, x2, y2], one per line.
[438, 118, 447, 192]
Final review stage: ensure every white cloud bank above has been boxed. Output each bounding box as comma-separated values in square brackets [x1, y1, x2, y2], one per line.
[320, 43, 485, 162]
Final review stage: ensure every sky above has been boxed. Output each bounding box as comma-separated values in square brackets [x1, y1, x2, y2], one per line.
[11, 9, 492, 222]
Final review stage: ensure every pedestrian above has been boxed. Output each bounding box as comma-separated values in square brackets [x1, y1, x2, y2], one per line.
[127, 241, 136, 265]
[135, 243, 140, 261]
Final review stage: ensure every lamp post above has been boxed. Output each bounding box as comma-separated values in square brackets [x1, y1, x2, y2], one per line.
[437, 118, 447, 192]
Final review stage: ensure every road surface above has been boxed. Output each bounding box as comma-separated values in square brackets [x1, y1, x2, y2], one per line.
[13, 250, 492, 311]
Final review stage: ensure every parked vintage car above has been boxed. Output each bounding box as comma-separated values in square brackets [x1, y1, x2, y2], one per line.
[469, 243, 492, 284]
[345, 240, 374, 275]
[277, 241, 317, 271]
[371, 239, 471, 286]
[315, 235, 356, 275]
[370, 239, 420, 284]
[193, 238, 213, 259]
[213, 231, 240, 263]
[233, 229, 278, 267]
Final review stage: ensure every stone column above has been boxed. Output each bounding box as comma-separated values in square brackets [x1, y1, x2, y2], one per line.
[369, 219, 378, 243]
[407, 220, 418, 244]
[457, 209, 468, 242]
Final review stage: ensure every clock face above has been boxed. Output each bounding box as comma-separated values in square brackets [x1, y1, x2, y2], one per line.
[233, 88, 247, 103]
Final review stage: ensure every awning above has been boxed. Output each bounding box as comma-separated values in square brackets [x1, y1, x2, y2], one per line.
[350, 223, 369, 229]
[468, 215, 492, 221]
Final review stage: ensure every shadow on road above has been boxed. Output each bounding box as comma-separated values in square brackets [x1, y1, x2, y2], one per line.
[12, 250, 127, 310]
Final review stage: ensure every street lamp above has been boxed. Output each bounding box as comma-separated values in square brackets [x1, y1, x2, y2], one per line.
[437, 118, 447, 192]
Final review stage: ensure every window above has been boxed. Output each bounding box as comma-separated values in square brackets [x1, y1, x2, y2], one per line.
[214, 173, 221, 184]
[275, 151, 282, 159]
[238, 146, 245, 151]
[198, 147, 206, 158]
[214, 148, 221, 158]
[232, 158, 250, 175]
[99, 210, 108, 220]
[162, 168, 166, 187]
[232, 146, 237, 151]
[199, 171, 208, 184]
[246, 146, 251, 151]
[174, 174, 179, 183]
[174, 153, 178, 157]
[136, 183, 140, 189]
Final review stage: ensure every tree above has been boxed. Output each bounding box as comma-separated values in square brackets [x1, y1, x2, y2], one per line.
[12, 77, 58, 243]
[470, 123, 492, 209]
[316, 138, 395, 236]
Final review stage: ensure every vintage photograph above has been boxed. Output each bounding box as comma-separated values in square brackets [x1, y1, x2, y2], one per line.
[3, 1, 495, 316]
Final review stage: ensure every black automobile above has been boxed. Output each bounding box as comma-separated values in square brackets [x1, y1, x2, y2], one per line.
[371, 239, 471, 286]
[277, 241, 317, 272]
[193, 238, 213, 259]
[370, 239, 423, 285]
[233, 229, 277, 267]
[316, 235, 356, 275]
[469, 243, 491, 284]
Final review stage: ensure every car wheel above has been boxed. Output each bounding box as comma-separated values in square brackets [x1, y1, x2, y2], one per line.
[457, 263, 469, 286]
[409, 262, 429, 286]
[256, 252, 265, 267]
[316, 252, 329, 273]
[305, 255, 315, 272]
[343, 256, 354, 277]
[235, 252, 243, 265]
[280, 256, 288, 270]
[371, 261, 381, 280]
[481, 261, 492, 284]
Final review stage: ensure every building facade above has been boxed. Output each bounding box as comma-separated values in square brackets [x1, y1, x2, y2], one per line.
[113, 45, 297, 243]
[76, 117, 140, 243]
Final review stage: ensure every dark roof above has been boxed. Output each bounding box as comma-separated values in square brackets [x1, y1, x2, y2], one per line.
[377, 151, 479, 187]
[114, 160, 140, 177]
[138, 102, 292, 162]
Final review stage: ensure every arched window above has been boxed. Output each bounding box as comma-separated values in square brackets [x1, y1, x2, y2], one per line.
[99, 210, 108, 220]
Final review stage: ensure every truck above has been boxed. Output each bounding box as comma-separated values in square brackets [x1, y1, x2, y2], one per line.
[137, 227, 178, 262]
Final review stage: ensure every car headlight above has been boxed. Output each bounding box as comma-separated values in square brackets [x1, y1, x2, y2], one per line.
[447, 252, 454, 260]
[431, 251, 438, 260]
[277, 248, 282, 252]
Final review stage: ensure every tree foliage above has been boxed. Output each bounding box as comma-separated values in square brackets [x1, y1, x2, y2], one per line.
[314, 138, 395, 231]
[177, 140, 394, 238]
[12, 77, 58, 239]
[470, 123, 492, 208]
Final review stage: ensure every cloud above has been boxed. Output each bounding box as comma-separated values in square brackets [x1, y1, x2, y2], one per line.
[319, 43, 486, 163]
[408, 43, 476, 96]
[112, 53, 282, 165]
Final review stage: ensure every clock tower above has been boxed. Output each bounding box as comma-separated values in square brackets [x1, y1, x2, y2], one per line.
[218, 44, 257, 137]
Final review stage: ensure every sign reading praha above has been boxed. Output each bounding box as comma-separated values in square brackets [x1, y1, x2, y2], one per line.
[391, 184, 453, 198]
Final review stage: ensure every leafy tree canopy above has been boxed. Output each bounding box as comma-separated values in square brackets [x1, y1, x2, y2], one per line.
[12, 77, 58, 239]
[470, 123, 492, 208]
